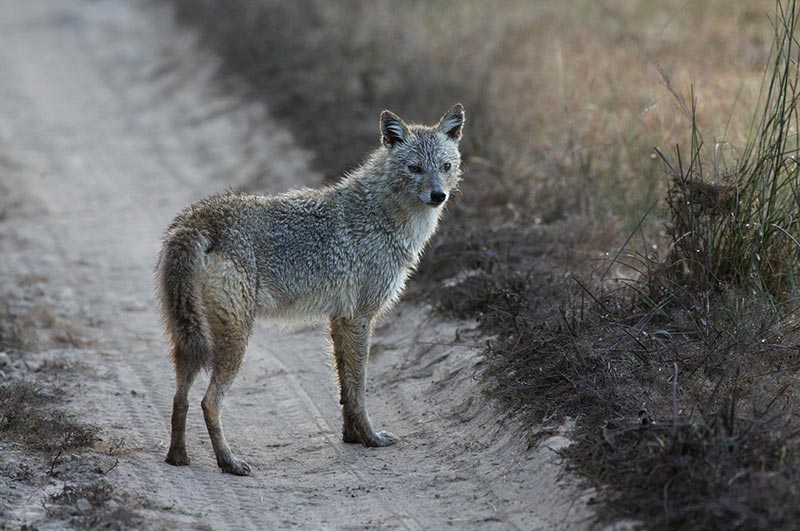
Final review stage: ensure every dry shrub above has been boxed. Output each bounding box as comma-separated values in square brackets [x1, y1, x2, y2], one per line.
[465, 247, 800, 530]
[49, 481, 145, 531]
[52, 481, 114, 508]
[0, 381, 97, 453]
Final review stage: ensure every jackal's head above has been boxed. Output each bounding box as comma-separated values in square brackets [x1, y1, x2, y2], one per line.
[380, 104, 464, 208]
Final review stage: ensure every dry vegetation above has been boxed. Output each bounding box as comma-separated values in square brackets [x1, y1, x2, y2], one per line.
[0, 310, 143, 530]
[174, 1, 799, 529]
[0, 381, 96, 453]
[0, 297, 140, 530]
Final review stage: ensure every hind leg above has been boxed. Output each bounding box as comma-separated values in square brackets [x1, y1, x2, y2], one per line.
[166, 349, 201, 466]
[200, 254, 256, 475]
[202, 364, 251, 475]
[203, 306, 254, 473]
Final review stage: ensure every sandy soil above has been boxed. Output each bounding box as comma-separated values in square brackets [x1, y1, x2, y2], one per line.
[0, 0, 592, 529]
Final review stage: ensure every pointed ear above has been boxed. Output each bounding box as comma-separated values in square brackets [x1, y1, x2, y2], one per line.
[380, 110, 409, 148]
[437, 103, 465, 142]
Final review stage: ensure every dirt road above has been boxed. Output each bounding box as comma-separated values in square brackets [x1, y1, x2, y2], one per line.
[0, 0, 590, 529]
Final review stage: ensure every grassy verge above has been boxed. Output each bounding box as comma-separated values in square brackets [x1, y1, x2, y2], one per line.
[171, 0, 799, 529]
[452, 3, 800, 527]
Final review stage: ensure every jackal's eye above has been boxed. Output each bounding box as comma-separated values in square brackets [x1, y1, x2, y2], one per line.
[442, 162, 452, 172]
[408, 164, 422, 174]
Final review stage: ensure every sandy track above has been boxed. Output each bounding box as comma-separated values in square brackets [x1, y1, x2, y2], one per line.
[0, 0, 590, 529]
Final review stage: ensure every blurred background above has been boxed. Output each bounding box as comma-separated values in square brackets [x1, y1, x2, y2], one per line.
[176, 0, 773, 229]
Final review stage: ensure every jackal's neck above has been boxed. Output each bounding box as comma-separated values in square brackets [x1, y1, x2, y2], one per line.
[339, 148, 442, 262]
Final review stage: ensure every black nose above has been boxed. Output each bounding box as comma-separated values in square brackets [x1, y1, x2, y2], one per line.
[430, 191, 447, 204]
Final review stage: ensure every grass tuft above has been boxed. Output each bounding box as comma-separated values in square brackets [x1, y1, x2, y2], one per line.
[658, 1, 800, 299]
[0, 381, 97, 453]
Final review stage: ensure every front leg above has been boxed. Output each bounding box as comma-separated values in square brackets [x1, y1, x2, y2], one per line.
[329, 316, 396, 447]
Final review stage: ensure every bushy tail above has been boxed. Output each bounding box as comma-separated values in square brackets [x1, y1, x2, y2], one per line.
[156, 227, 213, 379]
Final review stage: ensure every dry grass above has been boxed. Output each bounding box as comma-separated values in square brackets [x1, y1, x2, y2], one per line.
[47, 480, 144, 531]
[473, 263, 800, 529]
[0, 381, 97, 454]
[0, 274, 95, 352]
[0, 353, 137, 529]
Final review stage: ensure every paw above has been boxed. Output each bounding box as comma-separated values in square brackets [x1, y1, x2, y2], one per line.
[342, 420, 397, 447]
[365, 431, 398, 448]
[165, 448, 191, 466]
[218, 456, 252, 476]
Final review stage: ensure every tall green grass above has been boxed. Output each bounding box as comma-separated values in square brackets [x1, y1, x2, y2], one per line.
[659, 0, 800, 299]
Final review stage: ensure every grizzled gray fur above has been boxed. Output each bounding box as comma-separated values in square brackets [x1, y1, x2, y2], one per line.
[157, 105, 465, 475]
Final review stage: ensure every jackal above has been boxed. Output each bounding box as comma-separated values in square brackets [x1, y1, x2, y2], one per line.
[157, 104, 464, 475]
